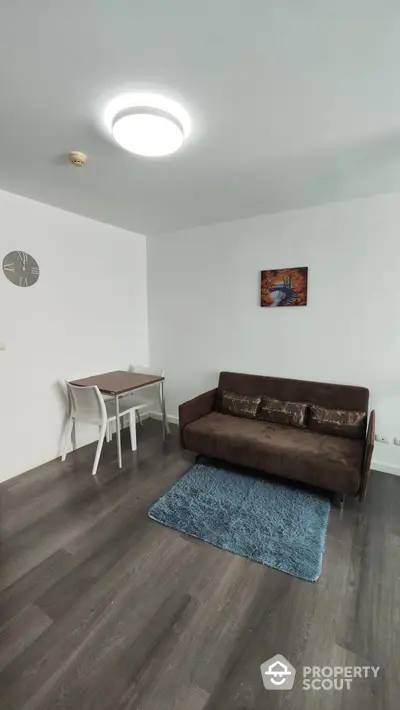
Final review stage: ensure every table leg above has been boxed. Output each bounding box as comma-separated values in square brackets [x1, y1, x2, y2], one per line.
[159, 380, 168, 441]
[115, 394, 122, 468]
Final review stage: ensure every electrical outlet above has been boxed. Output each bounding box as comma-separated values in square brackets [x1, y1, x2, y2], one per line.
[394, 438, 400, 447]
[375, 434, 390, 444]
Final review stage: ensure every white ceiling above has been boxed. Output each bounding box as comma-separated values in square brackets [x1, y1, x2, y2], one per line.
[1, 0, 400, 235]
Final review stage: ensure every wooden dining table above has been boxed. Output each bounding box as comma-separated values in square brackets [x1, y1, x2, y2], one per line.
[69, 370, 168, 468]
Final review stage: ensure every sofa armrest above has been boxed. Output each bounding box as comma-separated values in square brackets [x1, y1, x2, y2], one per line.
[359, 409, 375, 501]
[179, 389, 217, 445]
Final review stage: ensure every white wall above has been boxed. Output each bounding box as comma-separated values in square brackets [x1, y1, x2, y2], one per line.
[148, 193, 400, 474]
[0, 189, 148, 482]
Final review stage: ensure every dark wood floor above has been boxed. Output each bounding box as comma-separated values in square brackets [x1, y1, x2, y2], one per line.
[0, 420, 399, 710]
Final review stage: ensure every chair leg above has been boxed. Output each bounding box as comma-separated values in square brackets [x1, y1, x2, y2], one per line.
[136, 409, 143, 427]
[92, 423, 106, 476]
[106, 422, 111, 443]
[71, 421, 77, 451]
[129, 410, 137, 451]
[61, 417, 74, 461]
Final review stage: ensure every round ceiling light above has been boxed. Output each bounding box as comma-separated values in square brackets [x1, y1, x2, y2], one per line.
[112, 107, 184, 157]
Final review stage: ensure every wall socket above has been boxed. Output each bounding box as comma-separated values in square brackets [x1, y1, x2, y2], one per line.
[394, 438, 400, 447]
[375, 434, 390, 444]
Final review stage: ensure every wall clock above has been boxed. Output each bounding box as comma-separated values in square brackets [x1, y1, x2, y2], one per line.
[2, 251, 40, 287]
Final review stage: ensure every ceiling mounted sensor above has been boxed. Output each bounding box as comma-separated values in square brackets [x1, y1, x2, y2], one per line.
[105, 93, 191, 158]
[69, 151, 87, 167]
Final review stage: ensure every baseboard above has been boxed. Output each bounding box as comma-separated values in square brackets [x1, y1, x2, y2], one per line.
[148, 411, 179, 426]
[373, 461, 400, 477]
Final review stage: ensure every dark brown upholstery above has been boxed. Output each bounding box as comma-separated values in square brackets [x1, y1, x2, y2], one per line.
[217, 372, 369, 412]
[360, 409, 375, 501]
[258, 396, 307, 428]
[309, 405, 366, 439]
[179, 388, 217, 431]
[182, 413, 363, 495]
[220, 390, 261, 419]
[179, 372, 374, 500]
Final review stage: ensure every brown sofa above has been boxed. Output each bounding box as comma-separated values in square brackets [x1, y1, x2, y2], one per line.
[179, 371, 375, 501]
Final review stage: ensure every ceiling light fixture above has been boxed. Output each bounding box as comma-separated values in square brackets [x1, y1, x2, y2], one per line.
[112, 108, 184, 157]
[105, 93, 191, 158]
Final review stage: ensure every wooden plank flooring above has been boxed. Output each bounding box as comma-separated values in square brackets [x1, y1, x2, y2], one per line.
[0, 419, 398, 709]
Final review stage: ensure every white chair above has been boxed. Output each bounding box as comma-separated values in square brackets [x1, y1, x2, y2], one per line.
[103, 370, 148, 433]
[105, 395, 148, 442]
[127, 366, 170, 434]
[61, 383, 142, 476]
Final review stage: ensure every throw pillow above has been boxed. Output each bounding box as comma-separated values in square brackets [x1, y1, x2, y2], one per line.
[221, 390, 261, 419]
[258, 396, 308, 428]
[308, 405, 366, 439]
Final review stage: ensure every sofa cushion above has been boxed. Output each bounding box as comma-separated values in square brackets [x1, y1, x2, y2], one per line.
[309, 405, 366, 439]
[182, 412, 363, 495]
[218, 371, 369, 412]
[258, 396, 307, 428]
[220, 390, 261, 419]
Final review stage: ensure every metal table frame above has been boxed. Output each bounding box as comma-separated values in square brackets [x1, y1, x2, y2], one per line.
[69, 371, 169, 469]
[113, 378, 169, 468]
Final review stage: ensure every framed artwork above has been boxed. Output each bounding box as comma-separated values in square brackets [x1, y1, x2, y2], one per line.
[261, 267, 308, 307]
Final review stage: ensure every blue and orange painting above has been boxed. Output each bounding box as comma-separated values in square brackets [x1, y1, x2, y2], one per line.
[261, 267, 308, 307]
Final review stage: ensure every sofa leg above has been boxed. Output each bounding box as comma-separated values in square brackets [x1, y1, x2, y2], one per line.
[334, 492, 346, 511]
[359, 482, 368, 504]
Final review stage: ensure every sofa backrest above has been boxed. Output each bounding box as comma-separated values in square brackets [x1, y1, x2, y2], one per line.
[218, 372, 369, 413]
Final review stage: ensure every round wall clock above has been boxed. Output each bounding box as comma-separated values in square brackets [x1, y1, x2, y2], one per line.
[2, 251, 40, 287]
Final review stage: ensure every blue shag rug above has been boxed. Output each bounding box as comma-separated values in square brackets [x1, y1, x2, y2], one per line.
[148, 462, 330, 582]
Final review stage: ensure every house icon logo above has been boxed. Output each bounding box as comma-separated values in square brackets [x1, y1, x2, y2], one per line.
[260, 654, 296, 690]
